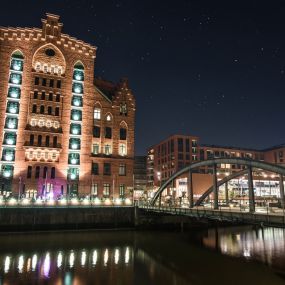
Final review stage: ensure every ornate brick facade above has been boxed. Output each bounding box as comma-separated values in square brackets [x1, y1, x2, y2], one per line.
[0, 14, 135, 199]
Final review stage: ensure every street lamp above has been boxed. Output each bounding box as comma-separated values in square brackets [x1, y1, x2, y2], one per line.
[157, 171, 161, 187]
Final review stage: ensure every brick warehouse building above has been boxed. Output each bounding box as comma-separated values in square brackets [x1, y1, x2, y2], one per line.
[0, 14, 135, 199]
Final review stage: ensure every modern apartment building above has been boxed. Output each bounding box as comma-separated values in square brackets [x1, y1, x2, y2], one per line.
[147, 135, 285, 199]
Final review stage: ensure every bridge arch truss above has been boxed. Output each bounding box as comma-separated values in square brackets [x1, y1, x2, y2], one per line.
[150, 158, 285, 213]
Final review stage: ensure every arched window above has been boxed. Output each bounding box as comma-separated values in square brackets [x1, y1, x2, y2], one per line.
[106, 114, 112, 122]
[55, 107, 60, 116]
[120, 128, 127, 140]
[51, 167, 55, 179]
[94, 108, 101, 120]
[35, 166, 40, 178]
[29, 134, 34, 145]
[45, 136, 50, 147]
[32, 105, 37, 113]
[48, 106, 52, 115]
[43, 166, 48, 178]
[40, 105, 45, 114]
[56, 94, 60, 102]
[27, 166, 32, 179]
[48, 92, 53, 101]
[53, 136, 58, 148]
[38, 135, 42, 146]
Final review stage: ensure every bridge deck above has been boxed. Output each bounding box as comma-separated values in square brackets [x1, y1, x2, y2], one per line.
[139, 205, 285, 227]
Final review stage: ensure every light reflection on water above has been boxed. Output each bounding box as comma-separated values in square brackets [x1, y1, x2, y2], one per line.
[0, 247, 133, 284]
[202, 227, 285, 271]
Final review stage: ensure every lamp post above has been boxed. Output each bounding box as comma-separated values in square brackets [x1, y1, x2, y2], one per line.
[157, 171, 161, 206]
[18, 176, 22, 201]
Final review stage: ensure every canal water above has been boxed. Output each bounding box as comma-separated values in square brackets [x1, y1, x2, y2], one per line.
[0, 227, 284, 285]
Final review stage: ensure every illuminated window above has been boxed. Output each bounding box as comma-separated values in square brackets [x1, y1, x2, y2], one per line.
[72, 96, 83, 107]
[119, 164, 126, 176]
[120, 103, 127, 115]
[72, 82, 83, 94]
[2, 149, 15, 162]
[119, 184, 125, 197]
[8, 87, 21, 99]
[9, 73, 22, 85]
[92, 143, 100, 154]
[3, 133, 16, 146]
[91, 183, 98, 196]
[70, 123, 81, 135]
[10, 58, 23, 72]
[69, 138, 80, 150]
[68, 153, 80, 165]
[119, 144, 127, 156]
[103, 183, 110, 197]
[5, 117, 18, 129]
[104, 144, 112, 155]
[7, 102, 19, 114]
[36, 63, 41, 72]
[94, 108, 101, 120]
[106, 114, 112, 121]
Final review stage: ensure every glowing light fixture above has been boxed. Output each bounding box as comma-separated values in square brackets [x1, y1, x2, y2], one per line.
[94, 197, 101, 205]
[104, 198, 111, 205]
[71, 197, 79, 205]
[3, 169, 12, 178]
[125, 198, 132, 205]
[21, 198, 30, 205]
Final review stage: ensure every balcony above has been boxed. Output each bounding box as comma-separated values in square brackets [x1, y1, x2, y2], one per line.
[25, 124, 63, 134]
[23, 142, 62, 149]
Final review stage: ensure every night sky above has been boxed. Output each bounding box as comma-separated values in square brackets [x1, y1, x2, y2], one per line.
[1, 1, 285, 154]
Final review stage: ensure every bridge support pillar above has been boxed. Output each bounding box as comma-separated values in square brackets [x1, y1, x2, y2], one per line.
[280, 175, 285, 209]
[225, 182, 229, 205]
[213, 164, 219, 210]
[188, 170, 194, 208]
[247, 166, 255, 213]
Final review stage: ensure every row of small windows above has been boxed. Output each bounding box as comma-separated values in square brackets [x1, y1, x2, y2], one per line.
[91, 163, 126, 176]
[27, 166, 56, 179]
[32, 105, 60, 116]
[93, 127, 127, 140]
[92, 143, 127, 156]
[91, 183, 126, 197]
[34, 77, 61, 88]
[29, 135, 58, 147]
[33, 91, 61, 102]
[94, 108, 127, 121]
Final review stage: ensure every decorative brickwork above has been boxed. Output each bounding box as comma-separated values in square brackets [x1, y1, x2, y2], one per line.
[0, 14, 135, 199]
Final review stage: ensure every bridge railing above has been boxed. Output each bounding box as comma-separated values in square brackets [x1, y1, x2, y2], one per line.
[139, 203, 285, 226]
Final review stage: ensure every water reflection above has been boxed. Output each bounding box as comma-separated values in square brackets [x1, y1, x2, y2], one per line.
[202, 227, 285, 270]
[0, 246, 134, 284]
[0, 230, 283, 285]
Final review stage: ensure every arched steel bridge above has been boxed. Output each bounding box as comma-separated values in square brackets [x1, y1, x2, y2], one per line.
[150, 158, 285, 213]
